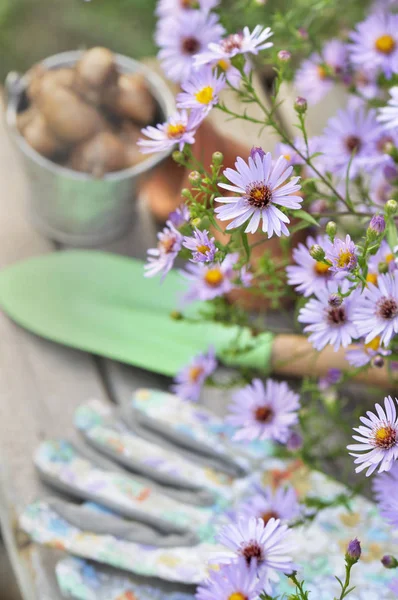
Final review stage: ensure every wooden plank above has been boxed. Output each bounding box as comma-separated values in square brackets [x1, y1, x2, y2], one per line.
[0, 99, 111, 599]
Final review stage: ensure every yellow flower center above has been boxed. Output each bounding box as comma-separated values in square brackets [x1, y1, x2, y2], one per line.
[204, 268, 224, 287]
[189, 366, 204, 382]
[317, 64, 328, 79]
[337, 250, 352, 268]
[366, 273, 378, 286]
[375, 34, 396, 54]
[386, 253, 395, 264]
[365, 336, 381, 352]
[218, 59, 231, 72]
[167, 123, 186, 139]
[197, 244, 210, 254]
[374, 425, 397, 449]
[314, 261, 330, 276]
[229, 594, 247, 600]
[283, 153, 291, 161]
[195, 85, 214, 105]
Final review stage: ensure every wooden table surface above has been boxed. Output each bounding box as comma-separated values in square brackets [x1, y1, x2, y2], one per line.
[0, 78, 345, 599]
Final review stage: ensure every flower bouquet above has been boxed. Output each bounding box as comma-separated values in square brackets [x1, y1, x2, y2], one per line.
[137, 0, 398, 597]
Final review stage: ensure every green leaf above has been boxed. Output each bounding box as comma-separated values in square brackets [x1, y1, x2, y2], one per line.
[292, 209, 320, 228]
[386, 219, 398, 249]
[241, 229, 251, 260]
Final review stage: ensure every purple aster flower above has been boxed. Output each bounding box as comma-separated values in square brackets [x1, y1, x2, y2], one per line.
[352, 68, 380, 100]
[156, 0, 220, 18]
[378, 87, 398, 130]
[295, 39, 348, 105]
[369, 215, 386, 235]
[373, 462, 398, 526]
[325, 234, 358, 275]
[227, 378, 300, 443]
[352, 271, 398, 346]
[369, 169, 395, 208]
[195, 25, 273, 68]
[286, 234, 333, 297]
[349, 12, 398, 79]
[215, 152, 302, 237]
[276, 136, 325, 177]
[237, 485, 301, 525]
[138, 109, 204, 154]
[181, 252, 239, 303]
[168, 204, 190, 227]
[144, 222, 182, 279]
[347, 395, 398, 476]
[346, 336, 391, 368]
[171, 346, 217, 401]
[250, 146, 266, 161]
[368, 241, 397, 285]
[321, 105, 380, 179]
[318, 368, 342, 390]
[176, 66, 225, 114]
[156, 11, 224, 83]
[196, 559, 265, 600]
[216, 516, 294, 595]
[183, 228, 216, 262]
[298, 282, 359, 351]
[363, 128, 398, 172]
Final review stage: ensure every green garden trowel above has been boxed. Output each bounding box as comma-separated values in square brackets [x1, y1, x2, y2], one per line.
[0, 251, 273, 376]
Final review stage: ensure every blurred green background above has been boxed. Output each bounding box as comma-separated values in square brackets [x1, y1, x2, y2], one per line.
[0, 0, 370, 81]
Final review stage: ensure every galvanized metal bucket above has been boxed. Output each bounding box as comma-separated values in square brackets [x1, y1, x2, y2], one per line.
[5, 51, 175, 246]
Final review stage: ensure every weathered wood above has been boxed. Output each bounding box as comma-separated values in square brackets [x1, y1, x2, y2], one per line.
[0, 98, 110, 600]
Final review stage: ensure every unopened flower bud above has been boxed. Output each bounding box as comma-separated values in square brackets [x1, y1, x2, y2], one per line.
[329, 294, 343, 307]
[250, 146, 266, 160]
[170, 311, 183, 320]
[367, 215, 386, 240]
[212, 151, 224, 166]
[294, 96, 307, 114]
[309, 244, 326, 261]
[286, 431, 303, 451]
[278, 50, 291, 62]
[191, 217, 201, 227]
[181, 188, 192, 199]
[372, 355, 385, 369]
[297, 27, 308, 40]
[386, 199, 397, 216]
[188, 171, 202, 186]
[346, 539, 361, 564]
[378, 261, 389, 274]
[382, 555, 398, 569]
[172, 150, 185, 164]
[326, 220, 337, 241]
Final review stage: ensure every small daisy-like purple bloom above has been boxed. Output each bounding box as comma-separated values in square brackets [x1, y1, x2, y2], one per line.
[181, 252, 239, 303]
[295, 39, 348, 105]
[347, 395, 398, 476]
[215, 152, 302, 237]
[196, 559, 264, 600]
[138, 109, 204, 154]
[352, 271, 398, 346]
[237, 485, 301, 525]
[378, 86, 398, 130]
[177, 66, 225, 114]
[171, 346, 217, 401]
[367, 241, 397, 285]
[325, 234, 358, 275]
[346, 336, 391, 368]
[227, 378, 300, 443]
[144, 222, 182, 279]
[318, 368, 342, 390]
[183, 228, 216, 262]
[168, 204, 190, 228]
[286, 234, 332, 297]
[349, 12, 398, 79]
[321, 105, 380, 179]
[298, 282, 359, 351]
[156, 11, 224, 83]
[373, 462, 398, 527]
[156, 0, 220, 18]
[195, 25, 273, 68]
[216, 516, 294, 594]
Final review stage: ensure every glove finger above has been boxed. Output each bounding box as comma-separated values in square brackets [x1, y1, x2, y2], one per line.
[56, 557, 195, 600]
[20, 500, 215, 584]
[35, 440, 212, 539]
[75, 400, 235, 504]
